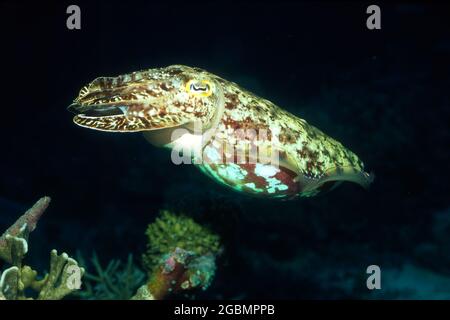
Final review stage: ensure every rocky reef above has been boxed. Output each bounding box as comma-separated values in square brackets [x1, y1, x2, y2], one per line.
[71, 209, 222, 300]
[1, 198, 222, 300]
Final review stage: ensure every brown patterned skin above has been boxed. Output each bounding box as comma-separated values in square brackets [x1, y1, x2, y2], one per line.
[69, 65, 373, 199]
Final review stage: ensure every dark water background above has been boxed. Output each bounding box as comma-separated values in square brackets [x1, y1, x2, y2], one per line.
[0, 1, 449, 299]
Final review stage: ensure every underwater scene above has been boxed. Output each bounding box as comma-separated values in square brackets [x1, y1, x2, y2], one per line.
[0, 1, 449, 301]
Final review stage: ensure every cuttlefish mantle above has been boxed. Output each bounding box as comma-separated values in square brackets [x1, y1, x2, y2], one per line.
[68, 65, 374, 199]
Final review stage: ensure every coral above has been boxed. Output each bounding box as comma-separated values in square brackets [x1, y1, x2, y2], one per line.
[0, 197, 85, 300]
[133, 210, 221, 300]
[76, 252, 145, 300]
[0, 197, 49, 264]
[142, 210, 221, 274]
[0, 201, 221, 300]
[132, 247, 216, 300]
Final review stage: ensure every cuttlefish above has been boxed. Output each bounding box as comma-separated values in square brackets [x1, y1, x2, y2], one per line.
[68, 65, 373, 199]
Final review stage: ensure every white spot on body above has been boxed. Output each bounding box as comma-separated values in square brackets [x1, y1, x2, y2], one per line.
[254, 163, 279, 178]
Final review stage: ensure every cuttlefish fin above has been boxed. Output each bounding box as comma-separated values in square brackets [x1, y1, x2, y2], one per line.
[296, 166, 375, 195]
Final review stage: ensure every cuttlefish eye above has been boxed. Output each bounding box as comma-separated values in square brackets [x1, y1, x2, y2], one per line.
[186, 79, 213, 97]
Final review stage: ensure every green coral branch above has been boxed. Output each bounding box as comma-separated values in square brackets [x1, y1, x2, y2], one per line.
[38, 250, 85, 300]
[0, 235, 85, 300]
[0, 266, 20, 299]
[75, 252, 145, 300]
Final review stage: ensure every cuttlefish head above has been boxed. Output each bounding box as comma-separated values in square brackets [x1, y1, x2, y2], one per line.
[68, 65, 224, 141]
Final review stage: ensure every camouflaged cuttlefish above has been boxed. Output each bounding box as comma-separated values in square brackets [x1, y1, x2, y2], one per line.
[68, 65, 373, 199]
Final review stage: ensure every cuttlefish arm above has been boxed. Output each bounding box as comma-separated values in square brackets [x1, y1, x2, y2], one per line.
[69, 65, 373, 199]
[68, 66, 224, 140]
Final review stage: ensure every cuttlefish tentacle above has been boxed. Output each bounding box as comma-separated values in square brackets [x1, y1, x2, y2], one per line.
[69, 65, 373, 199]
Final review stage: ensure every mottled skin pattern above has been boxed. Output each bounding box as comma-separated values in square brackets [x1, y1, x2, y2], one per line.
[69, 65, 373, 199]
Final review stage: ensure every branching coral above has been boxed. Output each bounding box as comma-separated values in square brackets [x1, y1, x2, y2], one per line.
[0, 197, 85, 300]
